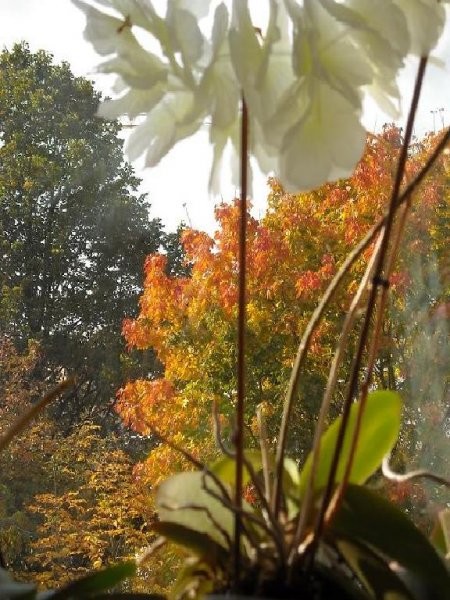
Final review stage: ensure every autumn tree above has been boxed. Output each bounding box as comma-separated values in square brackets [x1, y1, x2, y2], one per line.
[0, 337, 49, 568]
[0, 43, 167, 424]
[117, 127, 448, 493]
[0, 337, 154, 589]
[23, 423, 153, 589]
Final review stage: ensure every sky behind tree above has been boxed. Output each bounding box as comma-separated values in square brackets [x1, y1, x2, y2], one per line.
[1, 0, 450, 232]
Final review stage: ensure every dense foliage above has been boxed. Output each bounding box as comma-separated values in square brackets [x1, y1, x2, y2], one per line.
[0, 338, 153, 589]
[0, 45, 448, 594]
[118, 127, 449, 505]
[0, 43, 167, 425]
[0, 45, 186, 590]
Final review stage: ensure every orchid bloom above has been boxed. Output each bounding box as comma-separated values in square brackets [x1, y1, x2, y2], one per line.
[73, 0, 448, 192]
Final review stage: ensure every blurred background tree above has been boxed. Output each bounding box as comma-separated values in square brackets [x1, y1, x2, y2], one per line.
[0, 42, 176, 427]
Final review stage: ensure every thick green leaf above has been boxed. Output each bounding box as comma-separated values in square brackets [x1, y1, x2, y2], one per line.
[153, 521, 228, 565]
[156, 471, 233, 549]
[0, 582, 36, 600]
[283, 457, 301, 491]
[298, 390, 402, 497]
[210, 450, 266, 487]
[438, 509, 450, 557]
[332, 485, 450, 599]
[282, 457, 302, 518]
[310, 561, 371, 600]
[336, 538, 414, 599]
[170, 557, 214, 600]
[48, 562, 136, 599]
[430, 512, 448, 557]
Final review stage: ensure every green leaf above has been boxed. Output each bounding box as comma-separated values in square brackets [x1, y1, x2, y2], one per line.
[153, 521, 228, 565]
[156, 471, 233, 549]
[332, 484, 450, 600]
[48, 562, 136, 599]
[283, 457, 302, 518]
[283, 457, 301, 490]
[430, 511, 448, 557]
[210, 450, 266, 487]
[170, 557, 214, 600]
[336, 537, 414, 599]
[298, 390, 402, 497]
[438, 509, 450, 557]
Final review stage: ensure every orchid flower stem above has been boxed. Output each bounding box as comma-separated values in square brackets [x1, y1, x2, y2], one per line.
[334, 184, 414, 506]
[317, 196, 413, 536]
[274, 122, 449, 521]
[307, 56, 429, 568]
[289, 232, 384, 565]
[234, 94, 249, 590]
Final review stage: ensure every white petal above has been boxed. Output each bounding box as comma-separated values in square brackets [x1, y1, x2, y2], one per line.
[280, 84, 366, 191]
[393, 0, 446, 55]
[208, 128, 228, 195]
[256, 1, 295, 123]
[251, 120, 278, 176]
[168, 0, 212, 20]
[73, 0, 128, 56]
[317, 0, 407, 117]
[211, 2, 229, 57]
[347, 0, 409, 58]
[126, 91, 201, 166]
[88, 0, 163, 35]
[197, 4, 238, 130]
[365, 71, 402, 118]
[229, 0, 262, 110]
[97, 50, 167, 89]
[97, 84, 165, 119]
[166, 7, 205, 65]
[292, 1, 370, 109]
[264, 78, 310, 150]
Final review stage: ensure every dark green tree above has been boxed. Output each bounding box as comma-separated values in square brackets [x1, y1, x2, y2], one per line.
[0, 43, 166, 425]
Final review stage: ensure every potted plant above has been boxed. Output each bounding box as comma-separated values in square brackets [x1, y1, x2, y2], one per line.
[2, 0, 450, 598]
[72, 0, 450, 597]
[149, 389, 449, 599]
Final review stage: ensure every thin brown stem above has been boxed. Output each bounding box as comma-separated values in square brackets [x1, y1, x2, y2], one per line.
[308, 56, 429, 566]
[257, 406, 272, 505]
[212, 401, 284, 552]
[336, 185, 413, 499]
[274, 126, 450, 520]
[288, 233, 383, 566]
[234, 94, 249, 589]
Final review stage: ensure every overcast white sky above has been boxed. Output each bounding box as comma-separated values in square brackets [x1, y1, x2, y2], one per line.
[1, 0, 450, 232]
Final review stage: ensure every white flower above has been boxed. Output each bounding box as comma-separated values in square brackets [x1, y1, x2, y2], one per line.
[318, 0, 408, 116]
[73, 0, 448, 193]
[393, 0, 446, 56]
[279, 82, 366, 191]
